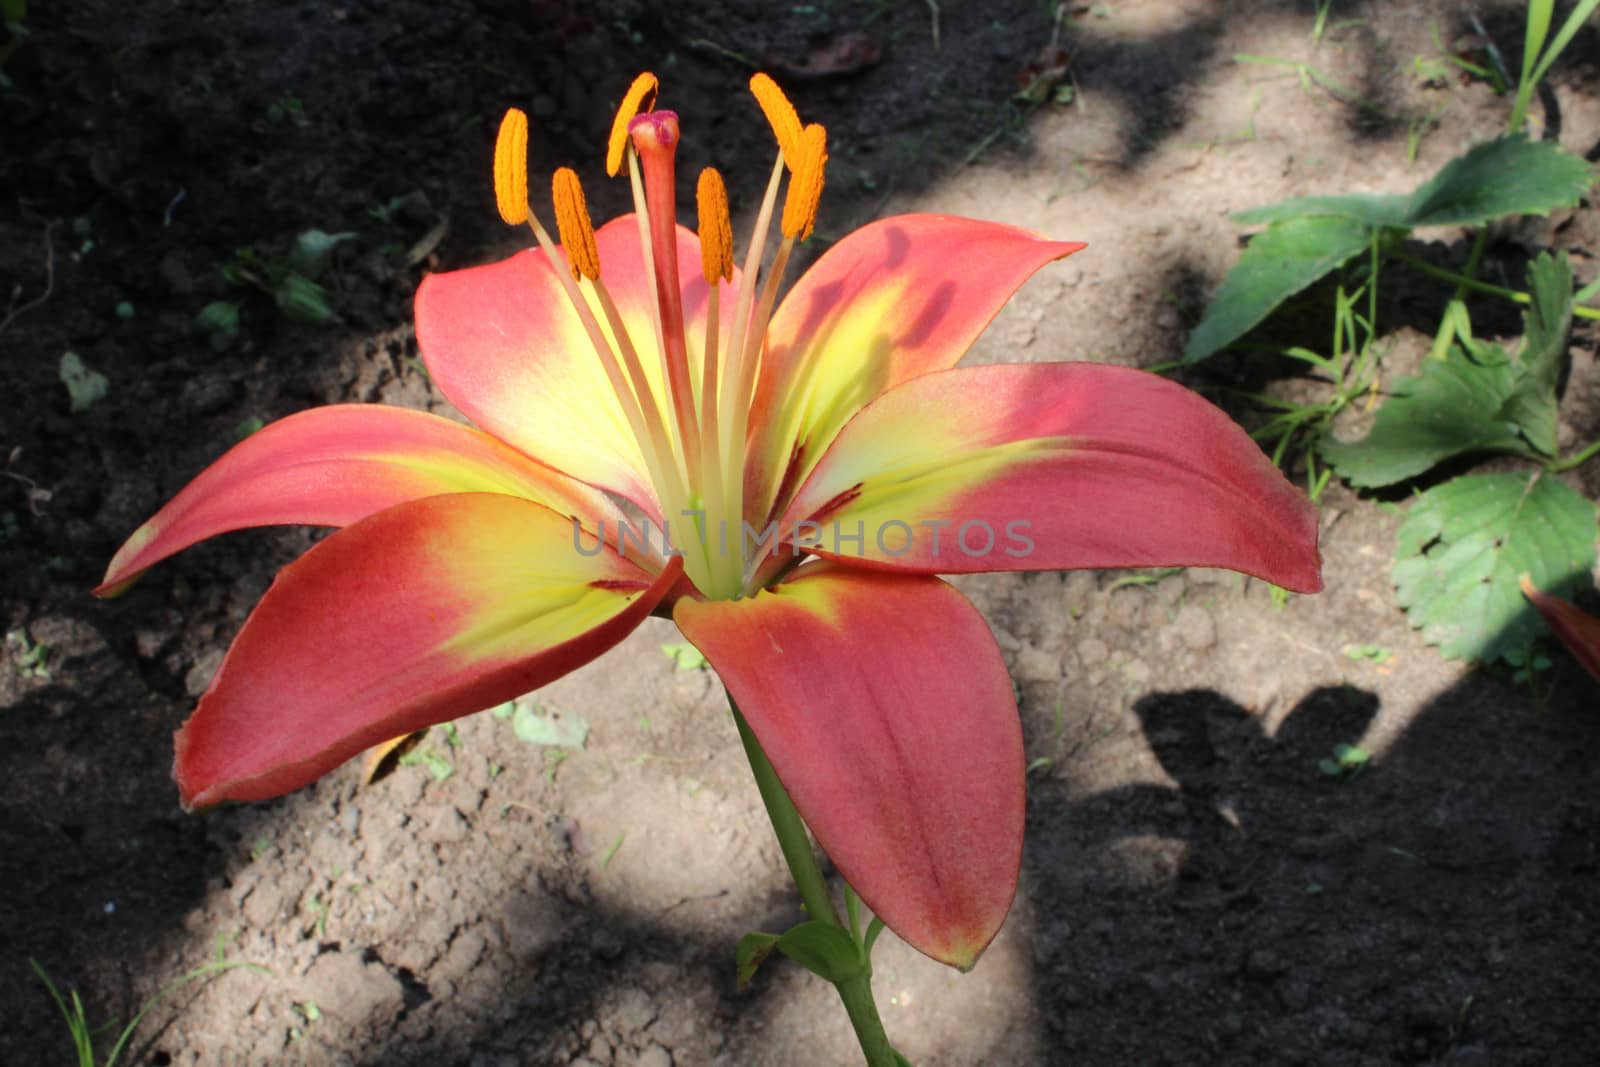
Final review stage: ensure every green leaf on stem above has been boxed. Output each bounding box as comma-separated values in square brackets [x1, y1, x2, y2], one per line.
[1321, 252, 1574, 484]
[775, 921, 868, 985]
[1233, 192, 1411, 229]
[1394, 472, 1598, 663]
[1318, 341, 1532, 486]
[1187, 138, 1590, 364]
[1500, 251, 1573, 458]
[736, 931, 781, 993]
[1405, 137, 1592, 229]
[1183, 215, 1370, 363]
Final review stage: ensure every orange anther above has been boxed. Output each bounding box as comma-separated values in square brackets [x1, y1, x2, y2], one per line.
[493, 108, 530, 226]
[781, 123, 828, 241]
[606, 72, 659, 177]
[749, 72, 803, 171]
[696, 168, 734, 284]
[551, 167, 600, 280]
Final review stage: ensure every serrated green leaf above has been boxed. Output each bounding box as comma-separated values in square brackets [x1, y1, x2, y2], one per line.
[1184, 215, 1371, 363]
[1500, 252, 1573, 458]
[1233, 192, 1412, 229]
[58, 351, 109, 413]
[511, 701, 589, 748]
[774, 921, 866, 985]
[736, 932, 781, 992]
[1405, 136, 1593, 229]
[1319, 342, 1533, 486]
[1393, 473, 1598, 663]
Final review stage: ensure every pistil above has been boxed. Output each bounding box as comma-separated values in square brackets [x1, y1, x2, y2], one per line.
[628, 112, 702, 485]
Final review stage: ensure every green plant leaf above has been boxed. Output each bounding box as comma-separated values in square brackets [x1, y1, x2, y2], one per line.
[1183, 215, 1371, 363]
[1318, 342, 1533, 487]
[1500, 251, 1573, 458]
[1194, 139, 1590, 366]
[661, 640, 708, 670]
[195, 301, 242, 352]
[58, 351, 109, 413]
[1393, 472, 1598, 663]
[774, 921, 867, 985]
[511, 701, 589, 748]
[1233, 192, 1412, 229]
[289, 229, 357, 278]
[1404, 136, 1593, 229]
[274, 273, 337, 324]
[736, 931, 781, 992]
[397, 746, 453, 782]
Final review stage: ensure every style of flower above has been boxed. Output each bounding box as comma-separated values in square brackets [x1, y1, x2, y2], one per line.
[100, 72, 1321, 970]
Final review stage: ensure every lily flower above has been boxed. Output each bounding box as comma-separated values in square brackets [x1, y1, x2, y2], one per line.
[99, 73, 1321, 971]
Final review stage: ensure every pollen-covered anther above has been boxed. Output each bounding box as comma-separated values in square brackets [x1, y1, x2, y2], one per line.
[696, 168, 734, 285]
[750, 72, 803, 171]
[493, 108, 530, 226]
[606, 72, 660, 177]
[781, 123, 828, 241]
[551, 168, 601, 281]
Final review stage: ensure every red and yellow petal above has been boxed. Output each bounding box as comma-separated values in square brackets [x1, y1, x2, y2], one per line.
[96, 405, 618, 595]
[415, 217, 738, 515]
[744, 214, 1084, 525]
[1521, 576, 1600, 683]
[175, 492, 680, 809]
[674, 564, 1023, 970]
[778, 362, 1322, 593]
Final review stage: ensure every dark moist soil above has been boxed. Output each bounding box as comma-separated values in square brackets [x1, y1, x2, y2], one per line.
[4, 1, 1600, 1065]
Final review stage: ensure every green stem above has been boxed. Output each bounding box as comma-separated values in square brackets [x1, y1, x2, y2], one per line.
[837, 974, 898, 1067]
[731, 701, 838, 926]
[729, 695, 900, 1067]
[1550, 438, 1600, 472]
[1395, 249, 1600, 320]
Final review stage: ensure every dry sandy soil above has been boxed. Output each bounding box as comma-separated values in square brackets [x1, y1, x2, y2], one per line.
[3, 1, 1599, 1065]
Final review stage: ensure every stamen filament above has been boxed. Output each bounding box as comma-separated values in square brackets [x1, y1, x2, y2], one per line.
[626, 150, 668, 393]
[696, 166, 734, 438]
[588, 278, 689, 493]
[522, 212, 687, 521]
[734, 234, 799, 592]
[715, 152, 787, 579]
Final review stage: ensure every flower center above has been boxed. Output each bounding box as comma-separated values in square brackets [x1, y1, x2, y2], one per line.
[490, 72, 827, 601]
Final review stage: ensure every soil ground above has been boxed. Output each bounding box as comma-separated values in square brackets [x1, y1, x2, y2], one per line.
[4, 1, 1600, 1065]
